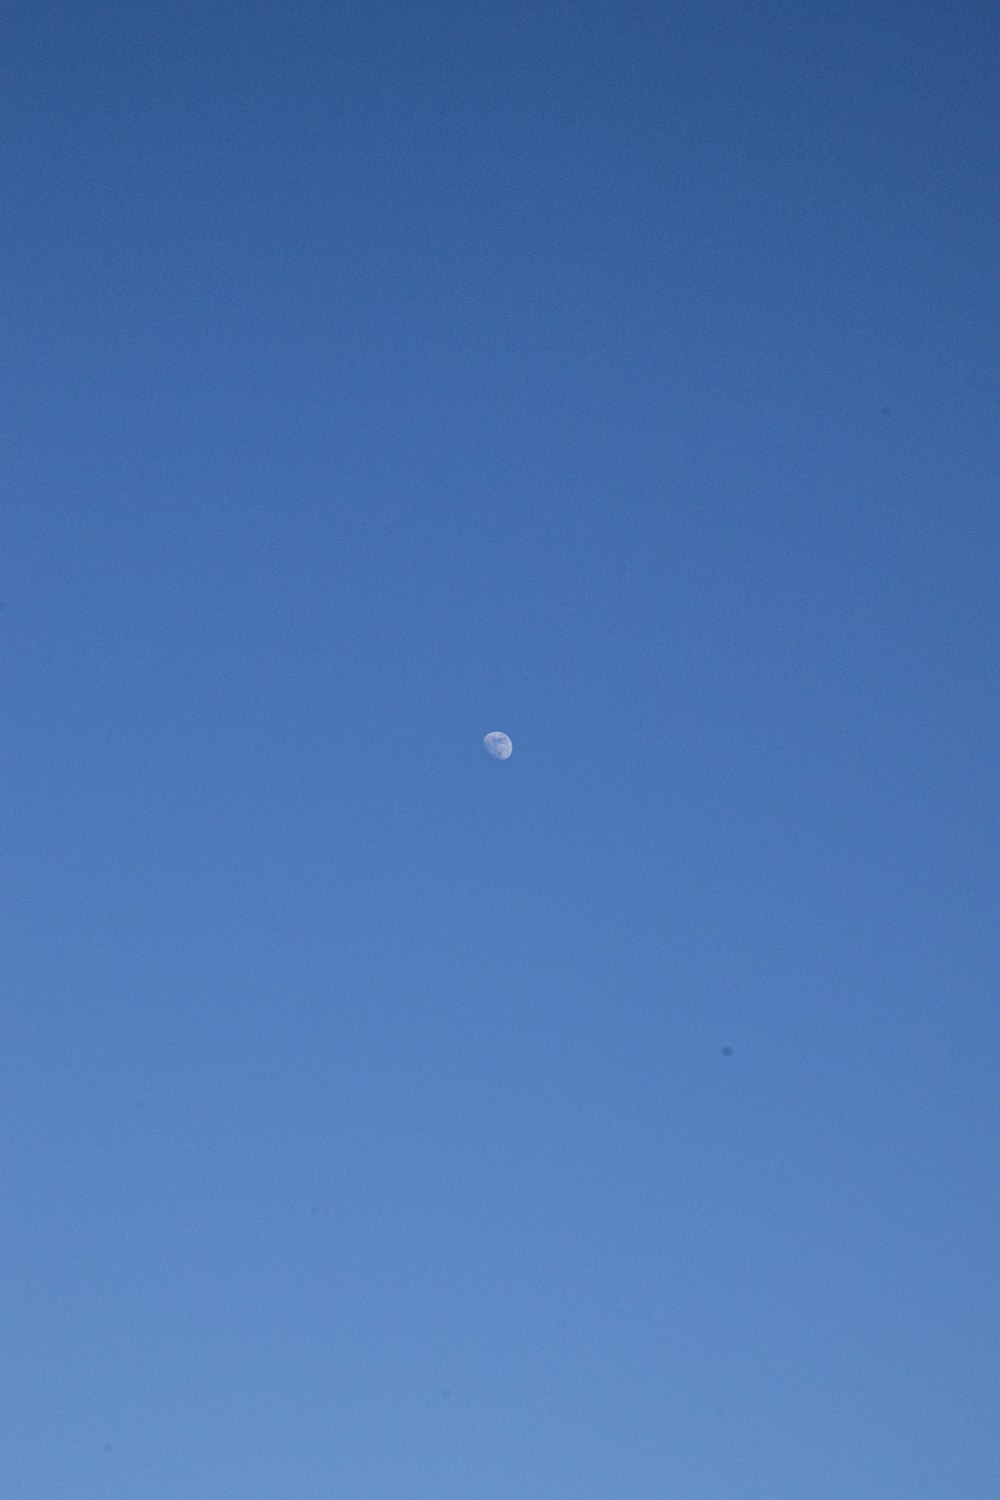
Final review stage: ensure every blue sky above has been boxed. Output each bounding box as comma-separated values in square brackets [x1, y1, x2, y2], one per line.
[2, 2, 998, 1496]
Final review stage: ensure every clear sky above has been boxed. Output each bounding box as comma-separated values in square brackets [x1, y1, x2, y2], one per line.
[2, 3, 998, 1496]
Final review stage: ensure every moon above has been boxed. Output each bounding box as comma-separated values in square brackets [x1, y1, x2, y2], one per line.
[483, 731, 513, 760]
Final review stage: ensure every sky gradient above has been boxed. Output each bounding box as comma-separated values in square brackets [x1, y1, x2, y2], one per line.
[2, 2, 998, 1496]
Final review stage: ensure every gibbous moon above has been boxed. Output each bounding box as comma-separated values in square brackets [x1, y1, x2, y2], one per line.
[483, 731, 513, 760]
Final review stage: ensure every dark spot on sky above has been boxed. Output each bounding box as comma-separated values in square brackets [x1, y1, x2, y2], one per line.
[721, 1046, 733, 1056]
[102, 1443, 113, 1455]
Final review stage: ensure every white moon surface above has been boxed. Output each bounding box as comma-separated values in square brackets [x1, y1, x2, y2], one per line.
[483, 731, 513, 760]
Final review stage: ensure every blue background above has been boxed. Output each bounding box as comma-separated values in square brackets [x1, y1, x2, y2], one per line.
[2, 3, 998, 1495]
